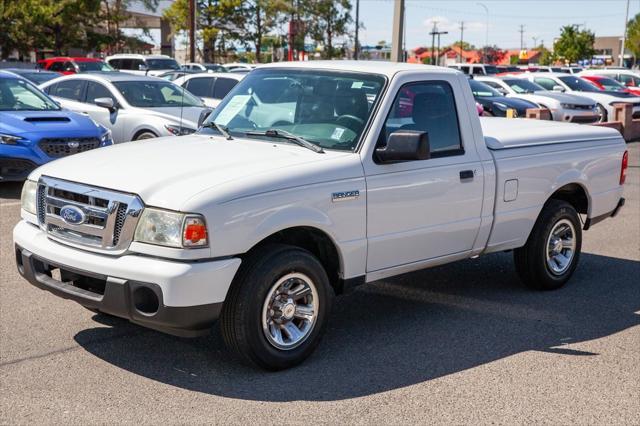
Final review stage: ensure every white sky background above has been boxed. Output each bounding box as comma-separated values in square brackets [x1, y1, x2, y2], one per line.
[126, 0, 640, 50]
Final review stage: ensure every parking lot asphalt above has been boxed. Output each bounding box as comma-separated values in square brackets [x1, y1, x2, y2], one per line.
[1, 144, 639, 425]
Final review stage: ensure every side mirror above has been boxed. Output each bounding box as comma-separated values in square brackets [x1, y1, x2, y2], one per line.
[94, 97, 116, 112]
[138, 64, 148, 71]
[552, 85, 565, 92]
[197, 109, 213, 128]
[497, 88, 508, 95]
[64, 66, 75, 72]
[375, 131, 430, 163]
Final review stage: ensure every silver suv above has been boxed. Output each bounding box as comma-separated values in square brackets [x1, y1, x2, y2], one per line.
[40, 73, 211, 143]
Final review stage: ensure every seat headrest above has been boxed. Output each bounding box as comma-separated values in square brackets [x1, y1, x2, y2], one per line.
[335, 89, 369, 119]
[412, 91, 450, 123]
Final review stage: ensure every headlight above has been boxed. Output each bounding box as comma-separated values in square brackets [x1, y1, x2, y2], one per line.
[134, 207, 208, 248]
[165, 124, 196, 136]
[0, 133, 25, 145]
[100, 129, 113, 146]
[21, 180, 37, 215]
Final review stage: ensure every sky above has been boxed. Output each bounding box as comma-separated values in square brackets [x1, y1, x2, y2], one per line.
[130, 0, 640, 51]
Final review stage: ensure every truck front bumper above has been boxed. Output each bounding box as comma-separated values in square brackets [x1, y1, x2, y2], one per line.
[14, 220, 241, 337]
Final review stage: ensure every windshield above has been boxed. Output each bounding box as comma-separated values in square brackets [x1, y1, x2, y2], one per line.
[469, 79, 501, 97]
[0, 77, 60, 111]
[146, 59, 180, 70]
[113, 81, 203, 108]
[503, 78, 546, 93]
[76, 61, 114, 72]
[558, 76, 600, 92]
[205, 64, 227, 72]
[484, 65, 499, 75]
[593, 77, 627, 92]
[202, 69, 386, 151]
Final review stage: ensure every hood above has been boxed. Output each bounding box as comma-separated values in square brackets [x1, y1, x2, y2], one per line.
[136, 106, 205, 129]
[572, 90, 640, 104]
[530, 91, 595, 105]
[478, 96, 538, 113]
[0, 110, 102, 139]
[29, 134, 358, 211]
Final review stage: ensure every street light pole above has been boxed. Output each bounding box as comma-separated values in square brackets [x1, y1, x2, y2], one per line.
[354, 0, 360, 60]
[391, 0, 405, 62]
[188, 0, 196, 62]
[477, 2, 488, 62]
[620, 0, 630, 66]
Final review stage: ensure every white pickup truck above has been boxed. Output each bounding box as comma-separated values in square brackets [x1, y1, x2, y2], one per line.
[14, 62, 628, 370]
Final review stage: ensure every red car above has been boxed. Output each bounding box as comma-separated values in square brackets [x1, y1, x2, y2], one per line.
[581, 75, 640, 96]
[36, 57, 114, 75]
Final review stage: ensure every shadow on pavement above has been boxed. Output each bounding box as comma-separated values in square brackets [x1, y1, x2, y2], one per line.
[74, 252, 640, 402]
[0, 182, 23, 200]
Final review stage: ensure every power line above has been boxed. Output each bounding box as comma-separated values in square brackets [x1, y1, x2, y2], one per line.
[459, 21, 465, 62]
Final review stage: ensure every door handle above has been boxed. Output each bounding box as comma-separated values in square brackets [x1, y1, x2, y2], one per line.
[459, 170, 474, 180]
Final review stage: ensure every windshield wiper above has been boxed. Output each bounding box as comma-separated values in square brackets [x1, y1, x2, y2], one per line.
[245, 129, 324, 153]
[203, 122, 233, 140]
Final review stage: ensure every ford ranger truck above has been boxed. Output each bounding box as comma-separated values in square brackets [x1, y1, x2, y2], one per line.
[14, 62, 627, 370]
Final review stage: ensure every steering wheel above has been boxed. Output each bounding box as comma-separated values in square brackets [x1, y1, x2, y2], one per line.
[336, 114, 365, 131]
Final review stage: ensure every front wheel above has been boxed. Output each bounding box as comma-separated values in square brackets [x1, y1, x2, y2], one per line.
[514, 200, 582, 290]
[220, 244, 333, 370]
[596, 104, 608, 123]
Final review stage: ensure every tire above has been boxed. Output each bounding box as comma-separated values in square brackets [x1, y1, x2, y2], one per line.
[220, 244, 333, 370]
[596, 104, 608, 123]
[514, 200, 582, 291]
[134, 131, 157, 140]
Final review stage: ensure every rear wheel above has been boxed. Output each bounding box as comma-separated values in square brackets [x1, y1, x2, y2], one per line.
[220, 244, 333, 370]
[514, 200, 582, 290]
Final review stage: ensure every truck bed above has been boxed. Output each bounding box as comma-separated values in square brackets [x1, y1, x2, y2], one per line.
[480, 117, 622, 150]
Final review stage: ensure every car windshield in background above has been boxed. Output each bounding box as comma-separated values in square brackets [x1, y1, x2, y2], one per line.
[503, 78, 546, 94]
[0, 77, 60, 111]
[205, 65, 227, 72]
[595, 77, 628, 92]
[469, 79, 501, 97]
[484, 65, 499, 74]
[146, 59, 180, 70]
[203, 69, 386, 151]
[558, 76, 600, 92]
[76, 61, 114, 72]
[113, 81, 203, 108]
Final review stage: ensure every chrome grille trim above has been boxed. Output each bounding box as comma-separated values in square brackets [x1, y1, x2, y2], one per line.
[36, 176, 144, 254]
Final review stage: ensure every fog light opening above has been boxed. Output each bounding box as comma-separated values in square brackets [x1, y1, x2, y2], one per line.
[133, 287, 159, 315]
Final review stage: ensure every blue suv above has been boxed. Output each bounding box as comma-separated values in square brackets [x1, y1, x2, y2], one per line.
[0, 71, 113, 181]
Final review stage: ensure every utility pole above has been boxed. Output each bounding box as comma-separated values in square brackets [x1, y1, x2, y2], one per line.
[477, 2, 488, 62]
[532, 36, 538, 49]
[354, 0, 360, 60]
[436, 31, 448, 66]
[430, 21, 437, 65]
[518, 24, 525, 52]
[459, 21, 465, 62]
[391, 0, 405, 62]
[620, 0, 630, 66]
[188, 0, 196, 62]
[288, 0, 295, 61]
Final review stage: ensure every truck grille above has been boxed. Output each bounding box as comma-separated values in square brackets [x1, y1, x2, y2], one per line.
[36, 176, 144, 253]
[38, 137, 100, 158]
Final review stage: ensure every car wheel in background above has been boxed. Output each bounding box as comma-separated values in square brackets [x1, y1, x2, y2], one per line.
[134, 131, 157, 141]
[596, 104, 608, 123]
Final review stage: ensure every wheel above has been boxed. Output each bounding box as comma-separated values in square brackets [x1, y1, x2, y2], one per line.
[134, 131, 157, 140]
[596, 104, 608, 123]
[514, 200, 582, 290]
[220, 244, 333, 370]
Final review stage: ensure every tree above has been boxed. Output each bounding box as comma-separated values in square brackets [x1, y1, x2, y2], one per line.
[626, 13, 640, 60]
[479, 45, 506, 64]
[305, 0, 352, 59]
[100, 0, 159, 53]
[553, 25, 595, 63]
[536, 45, 556, 66]
[242, 0, 289, 63]
[450, 41, 475, 51]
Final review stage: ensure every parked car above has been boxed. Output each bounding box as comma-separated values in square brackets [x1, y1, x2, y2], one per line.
[0, 71, 112, 181]
[476, 76, 599, 123]
[14, 61, 627, 369]
[517, 72, 640, 121]
[36, 57, 114, 74]
[468, 79, 539, 117]
[1, 68, 60, 85]
[39, 73, 210, 142]
[182, 63, 227, 73]
[105, 54, 180, 77]
[579, 69, 640, 90]
[561, 67, 584, 74]
[580, 75, 640, 96]
[157, 70, 201, 81]
[531, 66, 564, 73]
[173, 73, 243, 108]
[496, 66, 520, 73]
[448, 63, 499, 75]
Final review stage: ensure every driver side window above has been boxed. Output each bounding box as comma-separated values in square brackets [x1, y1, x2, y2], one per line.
[379, 81, 463, 158]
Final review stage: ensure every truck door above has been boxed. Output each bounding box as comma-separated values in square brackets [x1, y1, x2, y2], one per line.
[362, 76, 484, 273]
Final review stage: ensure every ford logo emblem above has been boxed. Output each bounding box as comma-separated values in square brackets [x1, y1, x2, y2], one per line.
[60, 205, 85, 225]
